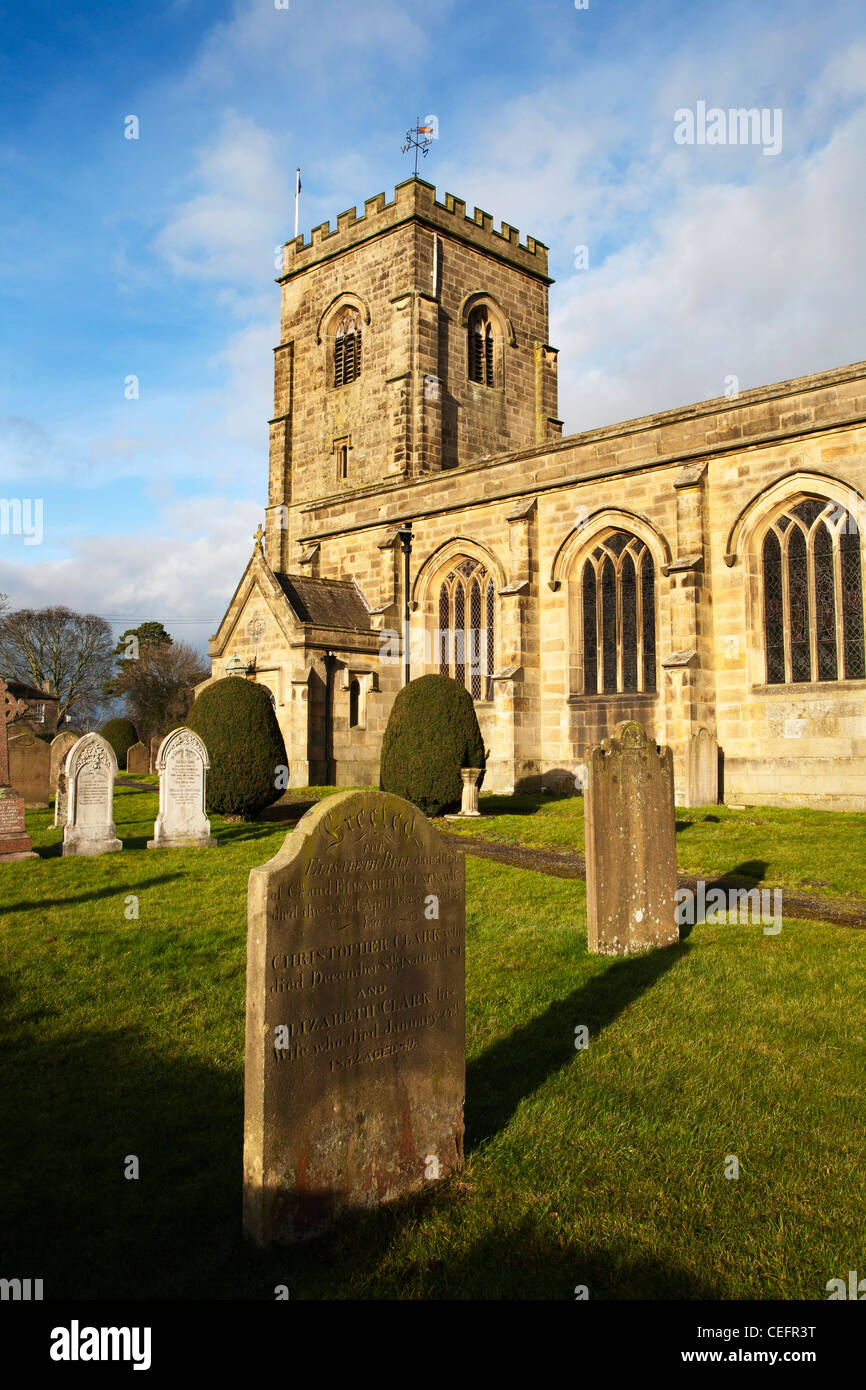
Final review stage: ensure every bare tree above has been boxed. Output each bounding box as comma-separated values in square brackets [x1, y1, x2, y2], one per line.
[0, 606, 117, 726]
[112, 639, 209, 744]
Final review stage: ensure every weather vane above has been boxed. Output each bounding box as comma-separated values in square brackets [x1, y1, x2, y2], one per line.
[401, 116, 433, 176]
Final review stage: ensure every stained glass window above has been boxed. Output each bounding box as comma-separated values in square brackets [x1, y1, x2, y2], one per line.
[762, 498, 865, 684]
[579, 532, 655, 695]
[438, 583, 450, 676]
[436, 558, 496, 700]
[485, 579, 495, 699]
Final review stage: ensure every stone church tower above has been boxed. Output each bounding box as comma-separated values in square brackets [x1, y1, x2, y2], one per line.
[205, 175, 866, 810]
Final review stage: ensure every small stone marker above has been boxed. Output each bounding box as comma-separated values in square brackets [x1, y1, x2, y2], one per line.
[584, 720, 678, 955]
[147, 728, 215, 849]
[126, 742, 150, 776]
[458, 767, 482, 816]
[54, 770, 68, 828]
[8, 730, 51, 808]
[686, 726, 718, 807]
[62, 733, 122, 857]
[149, 735, 161, 774]
[50, 731, 80, 789]
[244, 789, 465, 1245]
[0, 679, 38, 861]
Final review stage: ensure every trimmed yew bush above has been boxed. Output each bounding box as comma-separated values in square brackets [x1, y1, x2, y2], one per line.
[379, 674, 485, 817]
[186, 678, 287, 818]
[100, 718, 138, 768]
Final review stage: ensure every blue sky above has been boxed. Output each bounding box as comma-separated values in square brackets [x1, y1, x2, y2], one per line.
[1, 0, 864, 651]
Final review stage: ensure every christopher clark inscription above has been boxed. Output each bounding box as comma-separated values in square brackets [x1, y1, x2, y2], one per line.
[243, 789, 465, 1245]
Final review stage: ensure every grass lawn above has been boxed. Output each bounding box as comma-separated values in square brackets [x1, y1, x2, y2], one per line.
[439, 792, 866, 903]
[0, 785, 864, 1299]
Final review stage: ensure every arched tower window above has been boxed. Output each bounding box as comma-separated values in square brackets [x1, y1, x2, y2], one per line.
[436, 558, 495, 700]
[334, 307, 362, 387]
[579, 532, 656, 694]
[467, 306, 494, 386]
[761, 498, 865, 683]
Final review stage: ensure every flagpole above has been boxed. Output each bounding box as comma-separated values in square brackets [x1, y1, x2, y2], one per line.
[294, 168, 301, 239]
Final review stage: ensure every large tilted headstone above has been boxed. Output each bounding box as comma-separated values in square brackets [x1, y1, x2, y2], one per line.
[585, 720, 678, 955]
[62, 733, 122, 857]
[147, 728, 215, 849]
[126, 741, 150, 776]
[244, 789, 465, 1245]
[686, 726, 718, 807]
[0, 679, 37, 861]
[8, 730, 51, 808]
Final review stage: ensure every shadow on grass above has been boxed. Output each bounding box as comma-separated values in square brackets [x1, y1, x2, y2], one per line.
[466, 943, 687, 1150]
[0, 874, 187, 914]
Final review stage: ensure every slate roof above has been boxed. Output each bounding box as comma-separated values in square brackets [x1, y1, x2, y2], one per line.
[275, 575, 372, 630]
[3, 679, 59, 703]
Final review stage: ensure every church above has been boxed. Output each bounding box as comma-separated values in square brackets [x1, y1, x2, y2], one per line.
[202, 176, 866, 810]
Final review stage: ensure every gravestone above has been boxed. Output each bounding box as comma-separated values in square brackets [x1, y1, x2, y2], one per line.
[54, 770, 68, 828]
[244, 789, 465, 1245]
[8, 729, 51, 808]
[147, 728, 215, 849]
[686, 726, 718, 807]
[584, 720, 678, 955]
[50, 731, 80, 788]
[62, 733, 122, 857]
[149, 735, 161, 774]
[126, 742, 150, 776]
[0, 679, 38, 861]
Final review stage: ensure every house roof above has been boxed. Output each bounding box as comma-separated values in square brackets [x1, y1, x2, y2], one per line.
[274, 575, 372, 630]
[3, 679, 59, 703]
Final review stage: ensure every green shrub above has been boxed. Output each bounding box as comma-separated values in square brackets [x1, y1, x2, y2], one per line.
[100, 718, 138, 768]
[186, 678, 287, 818]
[379, 674, 485, 817]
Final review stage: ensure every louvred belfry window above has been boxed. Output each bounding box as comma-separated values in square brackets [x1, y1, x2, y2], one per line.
[580, 532, 656, 694]
[334, 308, 362, 387]
[761, 498, 865, 684]
[468, 306, 494, 386]
[436, 558, 495, 700]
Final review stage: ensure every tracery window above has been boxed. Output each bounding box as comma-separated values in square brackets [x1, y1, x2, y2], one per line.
[436, 558, 495, 700]
[580, 532, 656, 694]
[761, 498, 865, 684]
[333, 308, 362, 387]
[467, 306, 494, 386]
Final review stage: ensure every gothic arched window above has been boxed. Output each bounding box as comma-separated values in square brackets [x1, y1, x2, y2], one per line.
[334, 308, 362, 387]
[580, 532, 656, 694]
[761, 498, 865, 684]
[467, 306, 494, 386]
[436, 558, 495, 700]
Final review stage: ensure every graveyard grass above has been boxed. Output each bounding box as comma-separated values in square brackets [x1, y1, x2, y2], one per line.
[441, 791, 866, 903]
[1, 785, 864, 1300]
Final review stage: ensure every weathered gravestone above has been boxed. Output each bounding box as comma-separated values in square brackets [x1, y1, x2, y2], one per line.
[50, 731, 80, 788]
[244, 789, 465, 1245]
[147, 728, 215, 849]
[126, 742, 150, 776]
[686, 726, 718, 807]
[8, 730, 51, 808]
[0, 679, 37, 861]
[62, 733, 122, 857]
[54, 771, 68, 828]
[584, 720, 678, 955]
[149, 735, 161, 774]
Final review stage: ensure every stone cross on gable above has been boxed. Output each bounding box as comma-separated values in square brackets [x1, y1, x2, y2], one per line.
[0, 678, 27, 786]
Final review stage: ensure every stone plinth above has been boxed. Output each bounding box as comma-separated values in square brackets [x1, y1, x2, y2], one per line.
[147, 728, 215, 849]
[62, 734, 122, 857]
[0, 785, 38, 860]
[584, 720, 678, 955]
[244, 789, 465, 1245]
[458, 767, 482, 816]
